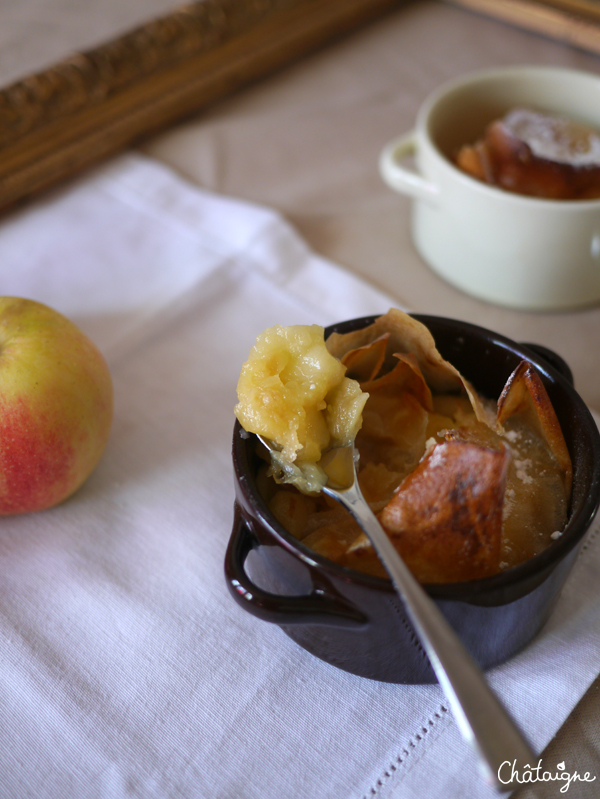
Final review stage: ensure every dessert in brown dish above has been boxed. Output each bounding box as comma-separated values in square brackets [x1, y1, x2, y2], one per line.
[236, 309, 571, 584]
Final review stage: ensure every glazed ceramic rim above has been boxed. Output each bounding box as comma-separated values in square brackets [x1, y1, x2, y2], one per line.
[233, 314, 600, 602]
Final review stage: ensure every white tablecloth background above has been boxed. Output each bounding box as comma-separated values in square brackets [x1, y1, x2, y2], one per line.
[0, 154, 599, 799]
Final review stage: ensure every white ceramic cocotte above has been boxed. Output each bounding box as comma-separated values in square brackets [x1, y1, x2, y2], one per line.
[379, 66, 600, 310]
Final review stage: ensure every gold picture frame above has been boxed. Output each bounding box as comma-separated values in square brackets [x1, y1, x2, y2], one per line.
[0, 0, 400, 214]
[447, 0, 600, 54]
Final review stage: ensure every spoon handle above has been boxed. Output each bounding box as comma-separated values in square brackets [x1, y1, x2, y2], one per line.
[324, 479, 537, 791]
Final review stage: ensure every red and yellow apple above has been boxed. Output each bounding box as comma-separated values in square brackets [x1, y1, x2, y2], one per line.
[0, 297, 113, 514]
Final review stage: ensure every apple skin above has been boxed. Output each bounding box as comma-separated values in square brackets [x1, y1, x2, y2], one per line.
[0, 297, 113, 514]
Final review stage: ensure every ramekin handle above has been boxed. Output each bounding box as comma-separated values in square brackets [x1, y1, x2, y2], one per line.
[224, 511, 367, 628]
[379, 132, 439, 203]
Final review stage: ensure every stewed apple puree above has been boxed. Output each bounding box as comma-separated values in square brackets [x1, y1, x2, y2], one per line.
[235, 310, 571, 584]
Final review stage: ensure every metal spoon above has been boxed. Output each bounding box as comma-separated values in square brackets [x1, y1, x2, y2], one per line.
[259, 436, 536, 791]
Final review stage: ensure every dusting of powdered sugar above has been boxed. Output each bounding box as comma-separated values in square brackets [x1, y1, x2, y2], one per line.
[504, 108, 600, 167]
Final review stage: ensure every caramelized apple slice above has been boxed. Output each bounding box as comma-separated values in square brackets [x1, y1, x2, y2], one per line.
[497, 360, 572, 498]
[377, 440, 510, 583]
[268, 489, 317, 539]
[441, 420, 568, 566]
[301, 505, 363, 561]
[326, 308, 493, 426]
[356, 355, 433, 484]
[341, 333, 389, 382]
[486, 112, 600, 199]
[357, 461, 406, 513]
[456, 108, 600, 199]
[327, 309, 461, 392]
[455, 139, 494, 184]
[357, 393, 429, 486]
[361, 351, 433, 411]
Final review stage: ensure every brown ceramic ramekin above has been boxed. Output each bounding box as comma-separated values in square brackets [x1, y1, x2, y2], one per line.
[225, 314, 600, 684]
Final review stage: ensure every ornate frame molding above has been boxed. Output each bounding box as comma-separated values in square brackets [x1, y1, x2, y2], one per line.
[447, 0, 600, 53]
[0, 0, 400, 213]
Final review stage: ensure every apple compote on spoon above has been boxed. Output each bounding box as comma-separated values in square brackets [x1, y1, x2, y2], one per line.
[235, 323, 368, 495]
[235, 310, 571, 584]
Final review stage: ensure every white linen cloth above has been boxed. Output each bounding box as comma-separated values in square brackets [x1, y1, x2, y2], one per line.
[0, 152, 598, 799]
